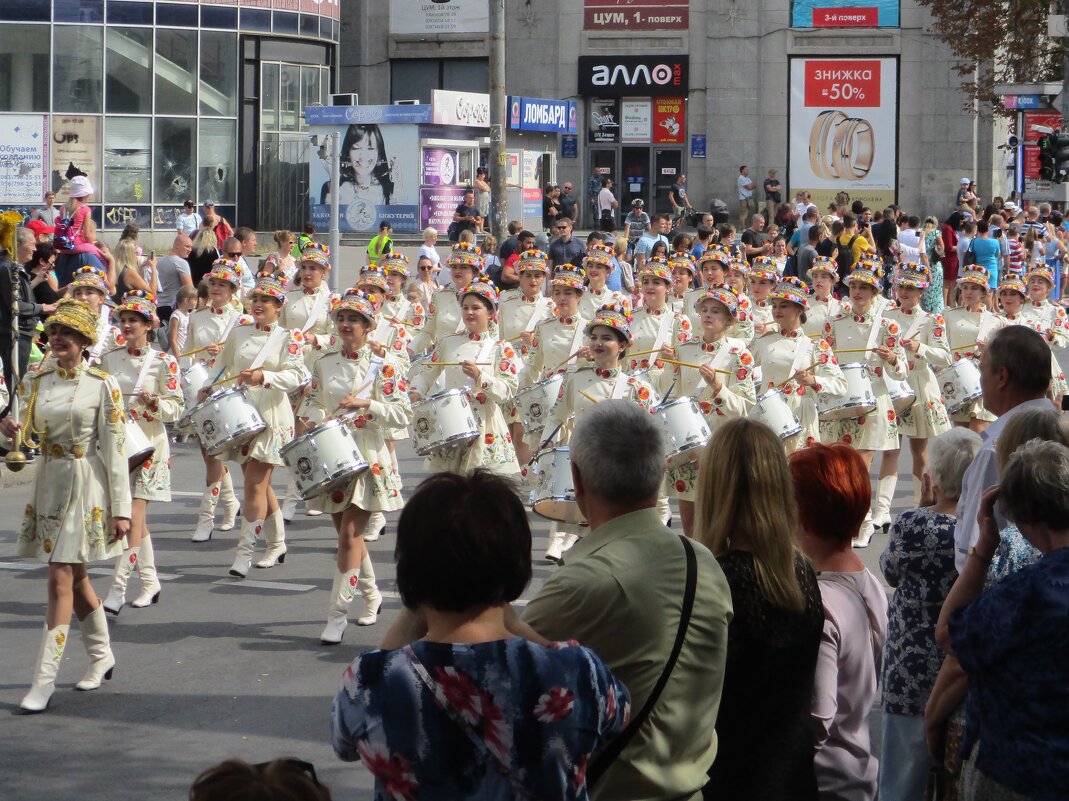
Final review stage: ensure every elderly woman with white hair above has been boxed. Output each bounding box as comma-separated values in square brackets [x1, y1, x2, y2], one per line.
[877, 427, 982, 801]
[936, 437, 1069, 801]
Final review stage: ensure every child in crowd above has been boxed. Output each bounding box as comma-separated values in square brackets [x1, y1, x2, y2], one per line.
[168, 284, 199, 357]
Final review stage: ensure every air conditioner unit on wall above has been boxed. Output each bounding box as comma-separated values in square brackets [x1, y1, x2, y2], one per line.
[330, 93, 358, 106]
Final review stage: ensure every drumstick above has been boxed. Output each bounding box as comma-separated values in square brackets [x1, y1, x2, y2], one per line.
[433, 361, 493, 366]
[777, 362, 821, 389]
[950, 341, 978, 350]
[207, 373, 243, 389]
[626, 349, 661, 358]
[580, 389, 600, 403]
[389, 317, 417, 327]
[832, 347, 875, 354]
[179, 342, 221, 358]
[546, 348, 584, 374]
[660, 358, 732, 374]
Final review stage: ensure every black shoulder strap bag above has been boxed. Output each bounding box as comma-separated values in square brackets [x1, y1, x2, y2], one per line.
[587, 534, 699, 789]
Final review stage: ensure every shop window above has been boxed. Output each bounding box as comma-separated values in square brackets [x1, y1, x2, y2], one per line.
[200, 31, 238, 117]
[279, 64, 300, 132]
[53, 26, 104, 113]
[54, 0, 103, 24]
[155, 29, 197, 116]
[261, 62, 280, 132]
[199, 119, 236, 204]
[391, 58, 488, 104]
[105, 117, 151, 203]
[300, 66, 323, 127]
[0, 24, 49, 112]
[154, 117, 196, 204]
[106, 27, 152, 115]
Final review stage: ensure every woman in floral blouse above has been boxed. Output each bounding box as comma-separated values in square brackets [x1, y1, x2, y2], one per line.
[877, 427, 981, 801]
[332, 469, 630, 800]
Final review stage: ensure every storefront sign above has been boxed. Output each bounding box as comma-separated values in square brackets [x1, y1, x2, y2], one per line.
[420, 185, 469, 231]
[588, 98, 620, 144]
[431, 90, 490, 128]
[0, 114, 48, 206]
[389, 0, 488, 34]
[577, 56, 688, 98]
[788, 56, 898, 209]
[51, 116, 101, 204]
[1004, 95, 1043, 110]
[691, 133, 706, 158]
[508, 97, 579, 134]
[306, 105, 432, 126]
[620, 100, 652, 143]
[561, 134, 578, 159]
[421, 148, 459, 186]
[583, 0, 688, 30]
[792, 0, 898, 27]
[652, 97, 685, 144]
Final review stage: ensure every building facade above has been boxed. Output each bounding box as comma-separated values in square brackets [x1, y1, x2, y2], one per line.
[341, 0, 1007, 225]
[0, 0, 338, 232]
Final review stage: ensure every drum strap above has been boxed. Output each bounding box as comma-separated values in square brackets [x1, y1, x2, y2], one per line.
[132, 348, 157, 396]
[468, 338, 498, 390]
[218, 311, 241, 347]
[787, 336, 812, 379]
[301, 291, 329, 334]
[354, 356, 383, 400]
[524, 297, 553, 334]
[89, 314, 110, 359]
[651, 308, 674, 353]
[864, 308, 884, 353]
[567, 321, 585, 366]
[902, 310, 924, 343]
[251, 327, 286, 372]
[611, 371, 628, 400]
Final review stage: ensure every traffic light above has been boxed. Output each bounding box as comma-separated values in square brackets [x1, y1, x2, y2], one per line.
[1037, 133, 1069, 183]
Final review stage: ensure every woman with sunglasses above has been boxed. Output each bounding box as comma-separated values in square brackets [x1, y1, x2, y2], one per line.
[202, 272, 309, 578]
[99, 291, 185, 614]
[299, 289, 412, 641]
[185, 260, 248, 542]
[578, 242, 630, 321]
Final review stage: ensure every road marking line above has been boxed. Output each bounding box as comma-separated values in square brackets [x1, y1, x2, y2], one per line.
[88, 567, 182, 581]
[212, 579, 316, 592]
[0, 561, 42, 571]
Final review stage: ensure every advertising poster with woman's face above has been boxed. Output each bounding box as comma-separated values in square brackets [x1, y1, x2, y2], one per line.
[310, 123, 419, 234]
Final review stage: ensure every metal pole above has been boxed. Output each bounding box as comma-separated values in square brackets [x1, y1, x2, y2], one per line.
[328, 130, 341, 293]
[489, 0, 507, 244]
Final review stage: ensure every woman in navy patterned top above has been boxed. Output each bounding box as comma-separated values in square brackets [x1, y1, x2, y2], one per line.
[330, 469, 630, 800]
[877, 428, 981, 801]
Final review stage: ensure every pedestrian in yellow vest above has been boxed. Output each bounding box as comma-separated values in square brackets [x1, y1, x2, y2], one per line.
[367, 221, 393, 266]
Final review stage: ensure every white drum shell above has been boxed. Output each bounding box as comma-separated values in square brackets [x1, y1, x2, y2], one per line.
[124, 420, 155, 472]
[410, 389, 480, 455]
[513, 374, 564, 434]
[280, 418, 369, 500]
[531, 446, 585, 523]
[749, 388, 803, 440]
[883, 373, 917, 414]
[186, 386, 267, 456]
[659, 398, 712, 466]
[939, 359, 983, 414]
[818, 362, 876, 422]
[179, 362, 212, 423]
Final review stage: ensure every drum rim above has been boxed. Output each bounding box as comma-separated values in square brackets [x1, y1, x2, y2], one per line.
[294, 463, 370, 500]
[417, 387, 472, 404]
[413, 429, 479, 455]
[279, 416, 353, 456]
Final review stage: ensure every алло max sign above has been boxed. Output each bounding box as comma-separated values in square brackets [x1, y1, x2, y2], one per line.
[577, 56, 689, 98]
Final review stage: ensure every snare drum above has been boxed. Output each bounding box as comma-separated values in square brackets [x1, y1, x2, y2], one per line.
[883, 373, 917, 414]
[938, 358, 983, 414]
[749, 388, 803, 440]
[186, 386, 266, 456]
[818, 363, 876, 421]
[125, 420, 155, 472]
[179, 361, 212, 423]
[410, 389, 480, 455]
[513, 374, 564, 434]
[280, 418, 369, 500]
[531, 446, 584, 523]
[659, 398, 712, 466]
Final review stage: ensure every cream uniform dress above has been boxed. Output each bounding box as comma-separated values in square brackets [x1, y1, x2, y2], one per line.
[371, 292, 426, 441]
[410, 331, 521, 476]
[579, 287, 630, 322]
[656, 337, 756, 499]
[942, 307, 997, 423]
[544, 365, 659, 441]
[822, 310, 908, 449]
[626, 305, 693, 385]
[299, 347, 413, 514]
[751, 327, 847, 451]
[499, 288, 556, 420]
[884, 306, 952, 438]
[411, 287, 499, 353]
[729, 293, 755, 343]
[1022, 299, 1069, 394]
[281, 284, 337, 369]
[213, 322, 309, 465]
[993, 311, 1067, 395]
[18, 363, 132, 563]
[86, 310, 125, 363]
[525, 313, 590, 384]
[803, 297, 851, 339]
[749, 298, 775, 336]
[184, 303, 249, 369]
[100, 346, 185, 500]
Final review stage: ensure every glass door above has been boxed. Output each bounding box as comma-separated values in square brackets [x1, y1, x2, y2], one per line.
[654, 148, 683, 216]
[588, 148, 618, 227]
[621, 147, 651, 215]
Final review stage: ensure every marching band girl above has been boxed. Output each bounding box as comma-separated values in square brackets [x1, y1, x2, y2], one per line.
[68, 267, 124, 362]
[628, 257, 693, 378]
[184, 259, 246, 542]
[668, 252, 698, 315]
[882, 263, 952, 509]
[100, 291, 184, 614]
[205, 272, 309, 578]
[747, 257, 779, 337]
[996, 272, 1067, 401]
[657, 285, 756, 536]
[279, 243, 337, 521]
[578, 242, 629, 321]
[1022, 264, 1069, 406]
[751, 277, 846, 453]
[725, 258, 755, 342]
[3, 299, 131, 712]
[408, 276, 521, 477]
[802, 257, 850, 339]
[410, 241, 488, 352]
[681, 247, 731, 330]
[822, 263, 908, 547]
[298, 290, 412, 642]
[943, 265, 997, 433]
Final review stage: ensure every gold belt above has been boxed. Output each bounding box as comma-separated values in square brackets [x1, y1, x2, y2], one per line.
[42, 441, 88, 460]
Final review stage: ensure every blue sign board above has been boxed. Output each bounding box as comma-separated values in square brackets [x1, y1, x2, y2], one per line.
[791, 0, 899, 27]
[305, 104, 433, 126]
[508, 96, 579, 134]
[561, 134, 578, 159]
[1004, 95, 1042, 110]
[691, 134, 706, 159]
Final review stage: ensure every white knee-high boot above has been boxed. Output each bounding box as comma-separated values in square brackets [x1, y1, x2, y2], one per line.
[657, 495, 672, 527]
[356, 553, 382, 626]
[193, 481, 221, 542]
[281, 477, 300, 521]
[130, 534, 161, 608]
[321, 568, 360, 644]
[103, 546, 140, 615]
[75, 604, 115, 691]
[912, 475, 924, 508]
[854, 511, 875, 549]
[256, 509, 287, 568]
[20, 624, 69, 713]
[229, 518, 263, 578]
[364, 512, 386, 542]
[872, 475, 899, 530]
[218, 469, 239, 530]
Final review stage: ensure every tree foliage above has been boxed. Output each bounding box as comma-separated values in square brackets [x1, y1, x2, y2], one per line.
[915, 0, 1063, 115]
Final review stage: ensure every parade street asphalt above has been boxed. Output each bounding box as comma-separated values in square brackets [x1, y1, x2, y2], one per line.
[1, 346, 1064, 801]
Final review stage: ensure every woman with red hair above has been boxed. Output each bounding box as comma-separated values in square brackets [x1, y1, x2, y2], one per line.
[789, 444, 888, 801]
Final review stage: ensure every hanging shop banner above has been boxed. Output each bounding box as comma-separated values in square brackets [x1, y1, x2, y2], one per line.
[583, 0, 688, 31]
[620, 100, 652, 143]
[690, 133, 706, 158]
[419, 185, 469, 232]
[578, 56, 688, 98]
[51, 116, 101, 204]
[421, 148, 460, 186]
[652, 97, 685, 144]
[508, 97, 579, 134]
[791, 0, 899, 27]
[389, 0, 488, 34]
[0, 114, 48, 206]
[788, 57, 897, 210]
[588, 98, 620, 144]
[431, 90, 490, 129]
